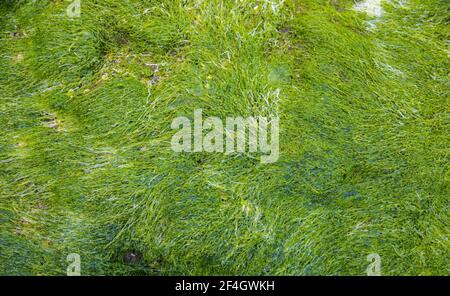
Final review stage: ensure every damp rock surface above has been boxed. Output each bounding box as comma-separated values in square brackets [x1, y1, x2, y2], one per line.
[353, 0, 384, 18]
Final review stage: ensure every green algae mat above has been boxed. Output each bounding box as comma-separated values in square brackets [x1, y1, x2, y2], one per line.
[0, 0, 448, 275]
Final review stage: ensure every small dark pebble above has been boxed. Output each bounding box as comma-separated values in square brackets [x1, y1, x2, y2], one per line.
[123, 251, 141, 265]
[278, 27, 292, 34]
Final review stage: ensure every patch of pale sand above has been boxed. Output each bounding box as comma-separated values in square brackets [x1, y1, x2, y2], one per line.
[353, 0, 384, 18]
